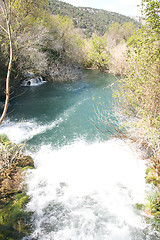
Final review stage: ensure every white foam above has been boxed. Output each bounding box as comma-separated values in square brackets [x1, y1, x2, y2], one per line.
[0, 118, 63, 144]
[25, 139, 149, 240]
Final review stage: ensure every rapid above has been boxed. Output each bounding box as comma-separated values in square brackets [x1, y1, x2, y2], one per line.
[0, 70, 159, 239]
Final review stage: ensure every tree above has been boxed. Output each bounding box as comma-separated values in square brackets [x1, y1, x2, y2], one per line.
[121, 22, 135, 40]
[49, 15, 84, 63]
[0, 0, 13, 125]
[105, 22, 136, 47]
[0, 0, 48, 124]
[142, 0, 160, 34]
[106, 22, 122, 46]
[85, 34, 110, 71]
[111, 1, 160, 214]
[115, 0, 160, 169]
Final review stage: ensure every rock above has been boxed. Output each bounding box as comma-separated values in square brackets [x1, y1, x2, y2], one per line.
[0, 139, 34, 239]
[0, 140, 34, 202]
[17, 155, 34, 168]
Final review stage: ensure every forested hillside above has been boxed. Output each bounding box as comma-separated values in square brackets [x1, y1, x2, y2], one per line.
[48, 0, 139, 37]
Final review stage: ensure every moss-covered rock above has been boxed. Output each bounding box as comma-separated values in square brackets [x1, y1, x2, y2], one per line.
[0, 137, 34, 200]
[0, 193, 32, 240]
[0, 136, 34, 239]
[0, 134, 10, 143]
[146, 168, 160, 187]
[135, 203, 144, 211]
[145, 167, 160, 217]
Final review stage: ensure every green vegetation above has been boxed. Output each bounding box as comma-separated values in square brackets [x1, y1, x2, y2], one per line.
[48, 0, 139, 37]
[145, 167, 160, 223]
[114, 0, 160, 216]
[0, 0, 85, 100]
[0, 134, 34, 239]
[83, 21, 136, 73]
[0, 0, 138, 104]
[0, 193, 32, 240]
[0, 0, 49, 96]
[84, 35, 110, 71]
[0, 0, 159, 227]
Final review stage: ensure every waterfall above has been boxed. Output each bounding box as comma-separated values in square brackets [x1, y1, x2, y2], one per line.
[22, 139, 157, 240]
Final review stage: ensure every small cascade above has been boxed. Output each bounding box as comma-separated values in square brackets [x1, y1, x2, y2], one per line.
[21, 76, 46, 87]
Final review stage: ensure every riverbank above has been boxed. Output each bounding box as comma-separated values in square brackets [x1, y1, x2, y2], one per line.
[0, 134, 34, 239]
[145, 164, 160, 218]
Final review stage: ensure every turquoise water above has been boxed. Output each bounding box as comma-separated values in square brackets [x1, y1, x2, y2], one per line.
[3, 70, 117, 148]
[0, 70, 159, 240]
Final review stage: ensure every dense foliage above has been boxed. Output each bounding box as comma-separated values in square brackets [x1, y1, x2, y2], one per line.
[84, 35, 110, 71]
[0, 0, 139, 100]
[115, 0, 160, 214]
[0, 0, 85, 98]
[48, 0, 139, 37]
[83, 21, 136, 73]
[0, 0, 48, 94]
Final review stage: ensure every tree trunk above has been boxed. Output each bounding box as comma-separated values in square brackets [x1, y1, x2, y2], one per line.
[0, 0, 13, 125]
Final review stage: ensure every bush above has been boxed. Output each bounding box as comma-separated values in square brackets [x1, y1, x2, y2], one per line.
[0, 134, 10, 143]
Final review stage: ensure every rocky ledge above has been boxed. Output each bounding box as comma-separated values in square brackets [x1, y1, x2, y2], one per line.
[0, 134, 34, 239]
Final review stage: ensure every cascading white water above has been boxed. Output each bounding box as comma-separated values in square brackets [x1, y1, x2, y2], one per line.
[22, 139, 157, 240]
[1, 71, 159, 239]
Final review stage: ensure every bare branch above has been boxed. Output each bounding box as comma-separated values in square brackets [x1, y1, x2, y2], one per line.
[0, 23, 8, 34]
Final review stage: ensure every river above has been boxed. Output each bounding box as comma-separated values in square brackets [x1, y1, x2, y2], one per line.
[0, 70, 159, 239]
